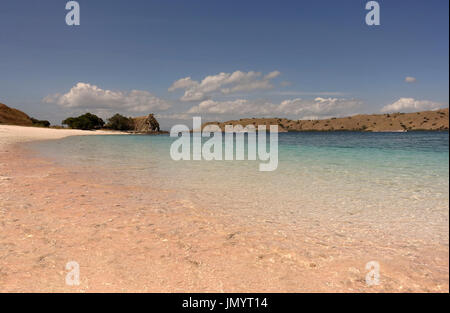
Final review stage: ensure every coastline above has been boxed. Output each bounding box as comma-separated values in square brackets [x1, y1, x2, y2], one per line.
[0, 125, 128, 148]
[203, 108, 449, 132]
[0, 126, 448, 292]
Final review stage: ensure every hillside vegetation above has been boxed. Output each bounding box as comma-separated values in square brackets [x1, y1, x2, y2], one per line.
[204, 108, 449, 132]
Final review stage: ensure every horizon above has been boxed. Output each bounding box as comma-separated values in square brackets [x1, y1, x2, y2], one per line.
[0, 0, 449, 130]
[2, 101, 448, 132]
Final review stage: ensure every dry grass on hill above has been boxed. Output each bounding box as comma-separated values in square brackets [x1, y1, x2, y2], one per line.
[204, 108, 449, 132]
[0, 102, 33, 126]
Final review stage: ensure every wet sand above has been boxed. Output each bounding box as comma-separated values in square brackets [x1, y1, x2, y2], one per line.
[0, 126, 448, 292]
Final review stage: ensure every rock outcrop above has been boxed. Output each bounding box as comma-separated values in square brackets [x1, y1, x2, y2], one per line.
[0, 103, 33, 126]
[132, 114, 161, 133]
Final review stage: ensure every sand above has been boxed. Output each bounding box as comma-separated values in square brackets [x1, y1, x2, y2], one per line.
[0, 125, 448, 292]
[0, 125, 126, 147]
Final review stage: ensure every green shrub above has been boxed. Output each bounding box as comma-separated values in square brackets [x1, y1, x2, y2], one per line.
[105, 113, 134, 131]
[31, 117, 50, 127]
[62, 113, 104, 130]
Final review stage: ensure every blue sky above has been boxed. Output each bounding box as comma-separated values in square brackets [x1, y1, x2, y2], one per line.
[0, 0, 448, 129]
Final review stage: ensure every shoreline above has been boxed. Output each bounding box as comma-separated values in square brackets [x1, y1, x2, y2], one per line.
[0, 125, 128, 149]
[0, 125, 448, 292]
[202, 108, 449, 132]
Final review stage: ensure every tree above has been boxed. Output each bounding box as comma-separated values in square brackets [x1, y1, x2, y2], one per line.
[31, 117, 50, 127]
[62, 113, 105, 130]
[105, 113, 134, 131]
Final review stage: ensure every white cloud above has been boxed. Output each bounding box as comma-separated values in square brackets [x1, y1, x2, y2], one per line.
[405, 76, 417, 83]
[264, 70, 281, 80]
[168, 70, 281, 101]
[157, 113, 194, 120]
[278, 97, 361, 117]
[167, 77, 198, 92]
[43, 82, 170, 113]
[186, 97, 362, 118]
[270, 91, 346, 97]
[187, 99, 253, 114]
[381, 98, 444, 113]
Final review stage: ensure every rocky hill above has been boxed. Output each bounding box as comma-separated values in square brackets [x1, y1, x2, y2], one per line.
[132, 114, 161, 133]
[204, 108, 449, 132]
[0, 102, 33, 126]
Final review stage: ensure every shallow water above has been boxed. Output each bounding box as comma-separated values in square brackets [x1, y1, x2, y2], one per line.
[29, 131, 449, 244]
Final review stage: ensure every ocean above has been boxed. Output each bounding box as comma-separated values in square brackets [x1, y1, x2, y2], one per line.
[28, 131, 449, 244]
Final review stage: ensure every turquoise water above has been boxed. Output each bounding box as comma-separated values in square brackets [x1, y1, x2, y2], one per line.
[29, 131, 449, 241]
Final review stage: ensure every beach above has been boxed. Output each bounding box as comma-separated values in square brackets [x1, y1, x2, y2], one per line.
[0, 125, 127, 146]
[0, 125, 448, 292]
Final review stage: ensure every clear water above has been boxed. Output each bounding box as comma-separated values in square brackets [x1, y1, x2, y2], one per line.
[29, 131, 449, 243]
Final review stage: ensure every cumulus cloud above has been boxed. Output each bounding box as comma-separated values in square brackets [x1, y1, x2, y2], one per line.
[270, 91, 346, 97]
[168, 70, 281, 101]
[167, 77, 198, 91]
[381, 98, 444, 113]
[186, 97, 362, 119]
[187, 99, 253, 114]
[43, 82, 170, 113]
[405, 76, 417, 83]
[157, 113, 194, 120]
